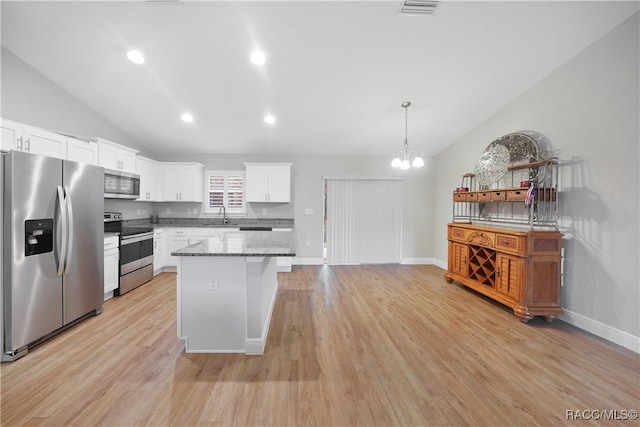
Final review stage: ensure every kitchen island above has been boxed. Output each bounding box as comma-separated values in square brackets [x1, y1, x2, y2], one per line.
[172, 230, 296, 355]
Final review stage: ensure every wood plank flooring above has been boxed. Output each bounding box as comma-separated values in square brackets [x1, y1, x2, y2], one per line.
[1, 265, 638, 426]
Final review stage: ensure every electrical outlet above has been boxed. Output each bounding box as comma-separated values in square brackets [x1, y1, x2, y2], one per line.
[306, 240, 311, 246]
[262, 208, 267, 215]
[305, 208, 314, 215]
[166, 208, 171, 214]
[209, 276, 219, 291]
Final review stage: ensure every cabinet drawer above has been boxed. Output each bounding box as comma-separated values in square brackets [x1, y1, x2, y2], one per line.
[491, 190, 506, 201]
[506, 189, 527, 201]
[477, 191, 492, 202]
[168, 228, 191, 237]
[495, 234, 524, 254]
[466, 230, 495, 248]
[537, 187, 557, 202]
[104, 236, 119, 250]
[449, 227, 467, 240]
[452, 192, 467, 202]
[466, 192, 479, 202]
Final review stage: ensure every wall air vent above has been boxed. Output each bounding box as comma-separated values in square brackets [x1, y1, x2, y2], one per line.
[398, 0, 441, 16]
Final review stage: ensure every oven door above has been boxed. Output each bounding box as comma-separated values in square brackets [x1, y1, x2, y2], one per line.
[120, 232, 154, 274]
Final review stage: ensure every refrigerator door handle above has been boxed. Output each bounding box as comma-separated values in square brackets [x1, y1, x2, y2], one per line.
[56, 185, 68, 276]
[64, 186, 74, 275]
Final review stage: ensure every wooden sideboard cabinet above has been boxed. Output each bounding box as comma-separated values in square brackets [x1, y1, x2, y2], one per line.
[444, 222, 563, 322]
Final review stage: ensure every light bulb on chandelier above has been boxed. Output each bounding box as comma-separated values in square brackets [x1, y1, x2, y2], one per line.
[391, 101, 424, 169]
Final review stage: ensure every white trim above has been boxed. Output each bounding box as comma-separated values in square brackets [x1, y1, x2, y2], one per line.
[560, 310, 640, 354]
[245, 278, 279, 355]
[292, 257, 325, 265]
[435, 258, 637, 352]
[400, 257, 434, 265]
[432, 258, 448, 269]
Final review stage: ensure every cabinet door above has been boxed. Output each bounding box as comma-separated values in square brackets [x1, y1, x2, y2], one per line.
[167, 236, 190, 267]
[495, 253, 523, 300]
[163, 165, 182, 201]
[153, 230, 166, 274]
[179, 165, 204, 202]
[162, 164, 203, 202]
[119, 150, 137, 174]
[267, 165, 291, 202]
[22, 126, 67, 159]
[1, 118, 22, 151]
[67, 138, 98, 165]
[104, 248, 119, 294]
[137, 157, 158, 201]
[449, 242, 469, 277]
[245, 165, 269, 202]
[98, 143, 120, 170]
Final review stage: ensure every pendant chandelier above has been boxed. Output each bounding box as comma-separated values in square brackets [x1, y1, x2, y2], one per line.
[391, 101, 424, 169]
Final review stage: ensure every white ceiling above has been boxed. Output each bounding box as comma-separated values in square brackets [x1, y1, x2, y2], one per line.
[1, 1, 638, 157]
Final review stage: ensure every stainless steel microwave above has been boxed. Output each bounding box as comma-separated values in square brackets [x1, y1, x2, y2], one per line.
[104, 169, 140, 199]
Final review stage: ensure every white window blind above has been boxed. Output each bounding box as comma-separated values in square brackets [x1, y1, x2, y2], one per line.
[325, 177, 403, 265]
[204, 171, 246, 214]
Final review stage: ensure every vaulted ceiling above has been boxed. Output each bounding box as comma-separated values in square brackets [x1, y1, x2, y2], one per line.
[1, 1, 637, 156]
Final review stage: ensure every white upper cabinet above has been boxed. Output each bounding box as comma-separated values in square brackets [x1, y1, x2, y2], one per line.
[66, 137, 98, 165]
[96, 138, 137, 173]
[1, 118, 67, 159]
[244, 163, 291, 203]
[162, 162, 204, 202]
[136, 156, 163, 201]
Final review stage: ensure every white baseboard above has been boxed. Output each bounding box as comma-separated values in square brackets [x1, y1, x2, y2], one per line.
[400, 257, 434, 265]
[292, 257, 324, 265]
[560, 309, 639, 353]
[432, 258, 447, 269]
[433, 258, 638, 353]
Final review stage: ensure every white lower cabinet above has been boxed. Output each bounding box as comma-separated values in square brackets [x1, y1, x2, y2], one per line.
[104, 235, 120, 299]
[167, 229, 191, 268]
[153, 228, 166, 274]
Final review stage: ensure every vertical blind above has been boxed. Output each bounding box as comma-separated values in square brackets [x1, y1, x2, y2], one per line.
[325, 177, 403, 265]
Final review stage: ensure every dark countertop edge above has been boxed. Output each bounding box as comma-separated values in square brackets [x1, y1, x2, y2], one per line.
[171, 252, 296, 257]
[125, 218, 294, 229]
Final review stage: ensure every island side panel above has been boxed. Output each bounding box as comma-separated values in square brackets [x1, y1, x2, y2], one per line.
[178, 256, 247, 353]
[245, 257, 278, 355]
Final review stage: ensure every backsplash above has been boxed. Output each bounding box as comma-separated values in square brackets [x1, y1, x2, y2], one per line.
[105, 200, 294, 221]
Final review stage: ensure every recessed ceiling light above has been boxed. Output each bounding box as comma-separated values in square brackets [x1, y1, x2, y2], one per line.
[250, 51, 266, 65]
[127, 50, 145, 64]
[181, 113, 194, 123]
[264, 114, 275, 125]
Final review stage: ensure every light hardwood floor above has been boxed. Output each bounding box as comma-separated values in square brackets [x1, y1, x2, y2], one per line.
[1, 265, 638, 426]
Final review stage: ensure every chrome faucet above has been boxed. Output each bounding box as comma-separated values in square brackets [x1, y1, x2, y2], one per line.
[219, 205, 229, 224]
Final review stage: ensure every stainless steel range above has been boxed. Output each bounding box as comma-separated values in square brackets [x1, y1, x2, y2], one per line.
[104, 212, 154, 295]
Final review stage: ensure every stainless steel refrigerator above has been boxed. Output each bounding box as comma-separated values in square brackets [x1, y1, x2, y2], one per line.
[1, 150, 104, 361]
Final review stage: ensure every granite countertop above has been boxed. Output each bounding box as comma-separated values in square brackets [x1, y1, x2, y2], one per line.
[171, 230, 296, 257]
[125, 217, 294, 229]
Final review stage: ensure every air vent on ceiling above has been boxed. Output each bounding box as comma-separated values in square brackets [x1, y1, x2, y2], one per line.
[398, 0, 441, 16]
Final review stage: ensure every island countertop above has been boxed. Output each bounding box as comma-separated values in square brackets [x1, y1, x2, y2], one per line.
[171, 230, 296, 257]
